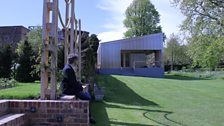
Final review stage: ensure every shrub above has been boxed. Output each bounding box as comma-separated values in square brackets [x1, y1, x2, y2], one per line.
[0, 44, 14, 78]
[15, 40, 37, 82]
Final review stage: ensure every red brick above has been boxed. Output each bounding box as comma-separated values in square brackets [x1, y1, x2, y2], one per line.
[1, 100, 89, 125]
[81, 124, 89, 126]
[81, 114, 88, 119]
[83, 102, 88, 108]
[66, 124, 80, 126]
[24, 102, 27, 108]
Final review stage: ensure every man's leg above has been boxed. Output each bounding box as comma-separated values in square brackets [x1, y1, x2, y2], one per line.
[76, 92, 91, 100]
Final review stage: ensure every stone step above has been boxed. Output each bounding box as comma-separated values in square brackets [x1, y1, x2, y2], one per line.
[0, 113, 26, 126]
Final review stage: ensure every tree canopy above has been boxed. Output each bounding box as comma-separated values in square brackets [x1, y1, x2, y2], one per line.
[16, 40, 37, 82]
[82, 34, 100, 81]
[164, 34, 191, 70]
[0, 45, 14, 78]
[172, 0, 224, 69]
[123, 0, 162, 38]
[173, 0, 224, 36]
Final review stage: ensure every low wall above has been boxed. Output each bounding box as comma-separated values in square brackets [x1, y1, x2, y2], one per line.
[0, 100, 89, 126]
[0, 100, 9, 116]
[98, 67, 164, 78]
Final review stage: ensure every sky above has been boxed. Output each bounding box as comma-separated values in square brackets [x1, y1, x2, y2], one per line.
[0, 0, 185, 42]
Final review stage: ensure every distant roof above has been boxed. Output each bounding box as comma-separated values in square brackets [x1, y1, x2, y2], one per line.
[61, 28, 89, 34]
[0, 25, 30, 32]
[100, 33, 163, 45]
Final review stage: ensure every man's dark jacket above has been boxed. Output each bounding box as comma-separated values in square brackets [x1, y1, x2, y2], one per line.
[61, 64, 83, 95]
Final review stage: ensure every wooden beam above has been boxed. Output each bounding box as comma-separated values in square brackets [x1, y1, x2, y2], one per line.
[78, 19, 81, 81]
[47, 2, 53, 10]
[74, 19, 78, 50]
[64, 1, 69, 64]
[41, 0, 58, 100]
[50, 0, 58, 100]
[41, 0, 50, 100]
[70, 0, 75, 53]
[41, 0, 79, 100]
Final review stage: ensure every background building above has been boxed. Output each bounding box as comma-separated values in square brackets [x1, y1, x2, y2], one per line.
[0, 26, 30, 48]
[97, 33, 164, 77]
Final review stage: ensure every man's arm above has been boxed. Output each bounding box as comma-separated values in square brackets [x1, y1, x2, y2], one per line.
[65, 68, 83, 91]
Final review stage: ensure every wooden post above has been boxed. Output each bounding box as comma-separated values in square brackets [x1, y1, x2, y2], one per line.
[70, 0, 75, 53]
[50, 0, 58, 100]
[78, 19, 82, 80]
[41, 0, 79, 99]
[74, 19, 78, 51]
[64, 1, 70, 64]
[41, 0, 50, 100]
[41, 0, 58, 100]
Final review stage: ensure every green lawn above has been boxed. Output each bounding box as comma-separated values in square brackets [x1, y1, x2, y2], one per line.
[1, 74, 223, 125]
[0, 82, 40, 99]
[92, 75, 224, 126]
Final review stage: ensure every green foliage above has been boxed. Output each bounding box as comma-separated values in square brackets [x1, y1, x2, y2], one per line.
[172, 0, 224, 69]
[82, 34, 100, 81]
[123, 0, 162, 38]
[0, 44, 14, 78]
[15, 40, 37, 82]
[27, 27, 43, 76]
[89, 34, 99, 59]
[83, 48, 95, 78]
[203, 37, 224, 69]
[16, 27, 43, 79]
[172, 0, 224, 36]
[188, 35, 224, 69]
[170, 69, 224, 79]
[27, 26, 42, 52]
[0, 78, 17, 88]
[164, 34, 191, 67]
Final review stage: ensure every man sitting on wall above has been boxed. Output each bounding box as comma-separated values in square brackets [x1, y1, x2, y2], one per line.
[61, 53, 96, 124]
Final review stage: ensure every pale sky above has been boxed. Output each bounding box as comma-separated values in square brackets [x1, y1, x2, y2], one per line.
[0, 0, 185, 42]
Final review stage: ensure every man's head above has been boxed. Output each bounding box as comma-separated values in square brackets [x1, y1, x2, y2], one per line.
[68, 53, 78, 64]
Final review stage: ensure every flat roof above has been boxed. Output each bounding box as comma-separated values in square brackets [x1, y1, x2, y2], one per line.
[99, 33, 163, 45]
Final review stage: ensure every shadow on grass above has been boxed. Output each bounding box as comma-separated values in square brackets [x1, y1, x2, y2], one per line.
[91, 75, 187, 126]
[91, 101, 186, 126]
[107, 103, 186, 126]
[96, 75, 158, 106]
[91, 101, 158, 126]
[143, 111, 187, 126]
[110, 121, 155, 126]
[164, 74, 209, 81]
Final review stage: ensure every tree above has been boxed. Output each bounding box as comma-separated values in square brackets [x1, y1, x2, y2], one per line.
[172, 0, 224, 36]
[123, 0, 162, 38]
[83, 47, 95, 79]
[26, 27, 42, 76]
[0, 44, 14, 78]
[188, 35, 224, 69]
[15, 40, 37, 82]
[172, 0, 224, 69]
[82, 34, 100, 81]
[88, 34, 99, 60]
[27, 27, 42, 51]
[164, 34, 191, 70]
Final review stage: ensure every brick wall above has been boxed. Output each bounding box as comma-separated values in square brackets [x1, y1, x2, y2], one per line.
[0, 100, 89, 126]
[0, 100, 9, 116]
